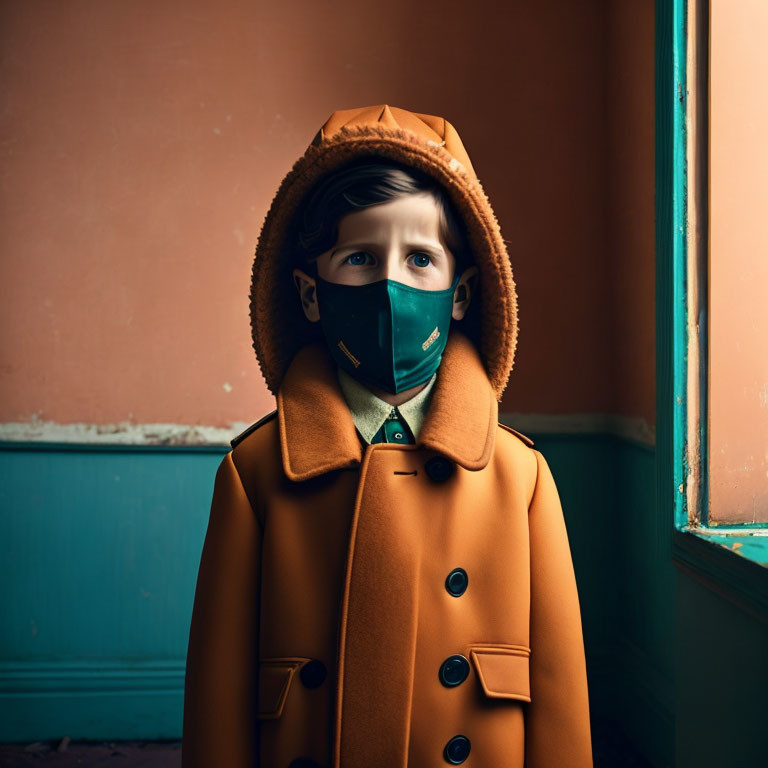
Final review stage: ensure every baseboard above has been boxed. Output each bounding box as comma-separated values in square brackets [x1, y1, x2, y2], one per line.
[0, 660, 184, 742]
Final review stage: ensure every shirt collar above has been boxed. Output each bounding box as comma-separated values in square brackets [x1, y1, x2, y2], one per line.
[336, 368, 437, 444]
[276, 330, 498, 482]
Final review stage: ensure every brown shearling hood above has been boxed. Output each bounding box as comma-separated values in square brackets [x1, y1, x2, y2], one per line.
[249, 104, 518, 401]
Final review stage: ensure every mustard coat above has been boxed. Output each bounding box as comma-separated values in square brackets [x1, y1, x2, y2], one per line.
[182, 331, 592, 767]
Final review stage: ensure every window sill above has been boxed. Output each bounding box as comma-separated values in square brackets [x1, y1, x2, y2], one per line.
[671, 527, 768, 623]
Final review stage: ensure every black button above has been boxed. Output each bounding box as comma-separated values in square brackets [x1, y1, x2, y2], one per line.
[445, 567, 468, 597]
[299, 659, 327, 689]
[425, 456, 455, 482]
[289, 759, 322, 768]
[444, 734, 471, 764]
[439, 654, 470, 687]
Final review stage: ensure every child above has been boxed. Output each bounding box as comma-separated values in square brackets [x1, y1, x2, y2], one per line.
[182, 105, 592, 768]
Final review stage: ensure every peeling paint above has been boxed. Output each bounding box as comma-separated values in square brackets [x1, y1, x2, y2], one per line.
[0, 419, 252, 446]
[686, 524, 768, 537]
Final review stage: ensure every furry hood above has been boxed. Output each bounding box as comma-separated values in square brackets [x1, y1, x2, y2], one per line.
[249, 104, 518, 401]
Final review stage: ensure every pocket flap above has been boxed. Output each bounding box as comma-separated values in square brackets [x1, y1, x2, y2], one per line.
[256, 657, 312, 719]
[469, 645, 531, 703]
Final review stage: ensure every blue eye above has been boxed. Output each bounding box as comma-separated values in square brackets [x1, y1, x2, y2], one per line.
[412, 253, 432, 268]
[344, 252, 372, 266]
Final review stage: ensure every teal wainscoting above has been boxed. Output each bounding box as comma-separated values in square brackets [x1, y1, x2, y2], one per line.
[527, 433, 622, 718]
[1, 434, 661, 744]
[534, 432, 676, 768]
[674, 572, 768, 768]
[605, 436, 676, 768]
[0, 444, 225, 741]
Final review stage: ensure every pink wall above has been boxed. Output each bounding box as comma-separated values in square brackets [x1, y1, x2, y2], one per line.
[605, 0, 656, 429]
[0, 0, 655, 438]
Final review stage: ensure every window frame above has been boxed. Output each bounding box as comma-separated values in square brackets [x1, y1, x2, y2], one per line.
[657, 0, 768, 620]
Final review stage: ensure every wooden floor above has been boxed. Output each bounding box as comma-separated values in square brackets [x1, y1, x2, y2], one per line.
[0, 720, 651, 767]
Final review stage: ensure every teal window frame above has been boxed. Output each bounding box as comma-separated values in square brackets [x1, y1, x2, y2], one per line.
[657, 0, 768, 620]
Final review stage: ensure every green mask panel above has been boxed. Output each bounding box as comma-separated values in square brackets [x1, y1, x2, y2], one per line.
[314, 274, 459, 394]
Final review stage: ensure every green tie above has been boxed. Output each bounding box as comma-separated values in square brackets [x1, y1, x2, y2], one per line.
[370, 406, 415, 445]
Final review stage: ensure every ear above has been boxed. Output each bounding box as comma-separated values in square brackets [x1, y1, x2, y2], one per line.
[452, 266, 479, 321]
[292, 268, 320, 322]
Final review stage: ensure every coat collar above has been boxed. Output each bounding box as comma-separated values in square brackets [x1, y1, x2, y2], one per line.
[276, 330, 498, 481]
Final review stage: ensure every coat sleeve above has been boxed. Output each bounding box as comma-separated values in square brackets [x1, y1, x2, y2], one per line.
[182, 450, 261, 768]
[525, 448, 593, 767]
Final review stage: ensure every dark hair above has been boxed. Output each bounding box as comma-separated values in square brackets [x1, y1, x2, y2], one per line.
[290, 158, 472, 275]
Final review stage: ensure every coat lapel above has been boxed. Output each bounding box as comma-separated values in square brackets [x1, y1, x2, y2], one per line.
[276, 343, 363, 482]
[417, 330, 498, 470]
[277, 329, 498, 481]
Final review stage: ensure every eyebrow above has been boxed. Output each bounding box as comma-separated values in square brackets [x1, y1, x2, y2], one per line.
[331, 241, 445, 256]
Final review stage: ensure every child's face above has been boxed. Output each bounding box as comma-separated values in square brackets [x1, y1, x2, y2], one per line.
[293, 191, 478, 323]
[315, 191, 456, 290]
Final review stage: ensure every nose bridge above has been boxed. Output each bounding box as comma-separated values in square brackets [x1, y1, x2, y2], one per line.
[381, 236, 404, 281]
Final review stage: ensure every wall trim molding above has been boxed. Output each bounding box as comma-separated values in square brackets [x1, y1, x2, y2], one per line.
[499, 412, 655, 447]
[0, 659, 185, 693]
[0, 660, 185, 741]
[0, 419, 253, 447]
[0, 413, 656, 448]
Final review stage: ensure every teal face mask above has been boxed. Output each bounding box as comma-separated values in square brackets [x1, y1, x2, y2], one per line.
[314, 273, 460, 394]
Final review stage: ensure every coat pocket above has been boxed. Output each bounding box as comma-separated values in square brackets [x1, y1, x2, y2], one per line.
[256, 656, 314, 719]
[468, 644, 531, 703]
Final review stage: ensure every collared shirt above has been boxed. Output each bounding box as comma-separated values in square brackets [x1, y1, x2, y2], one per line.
[336, 367, 437, 445]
